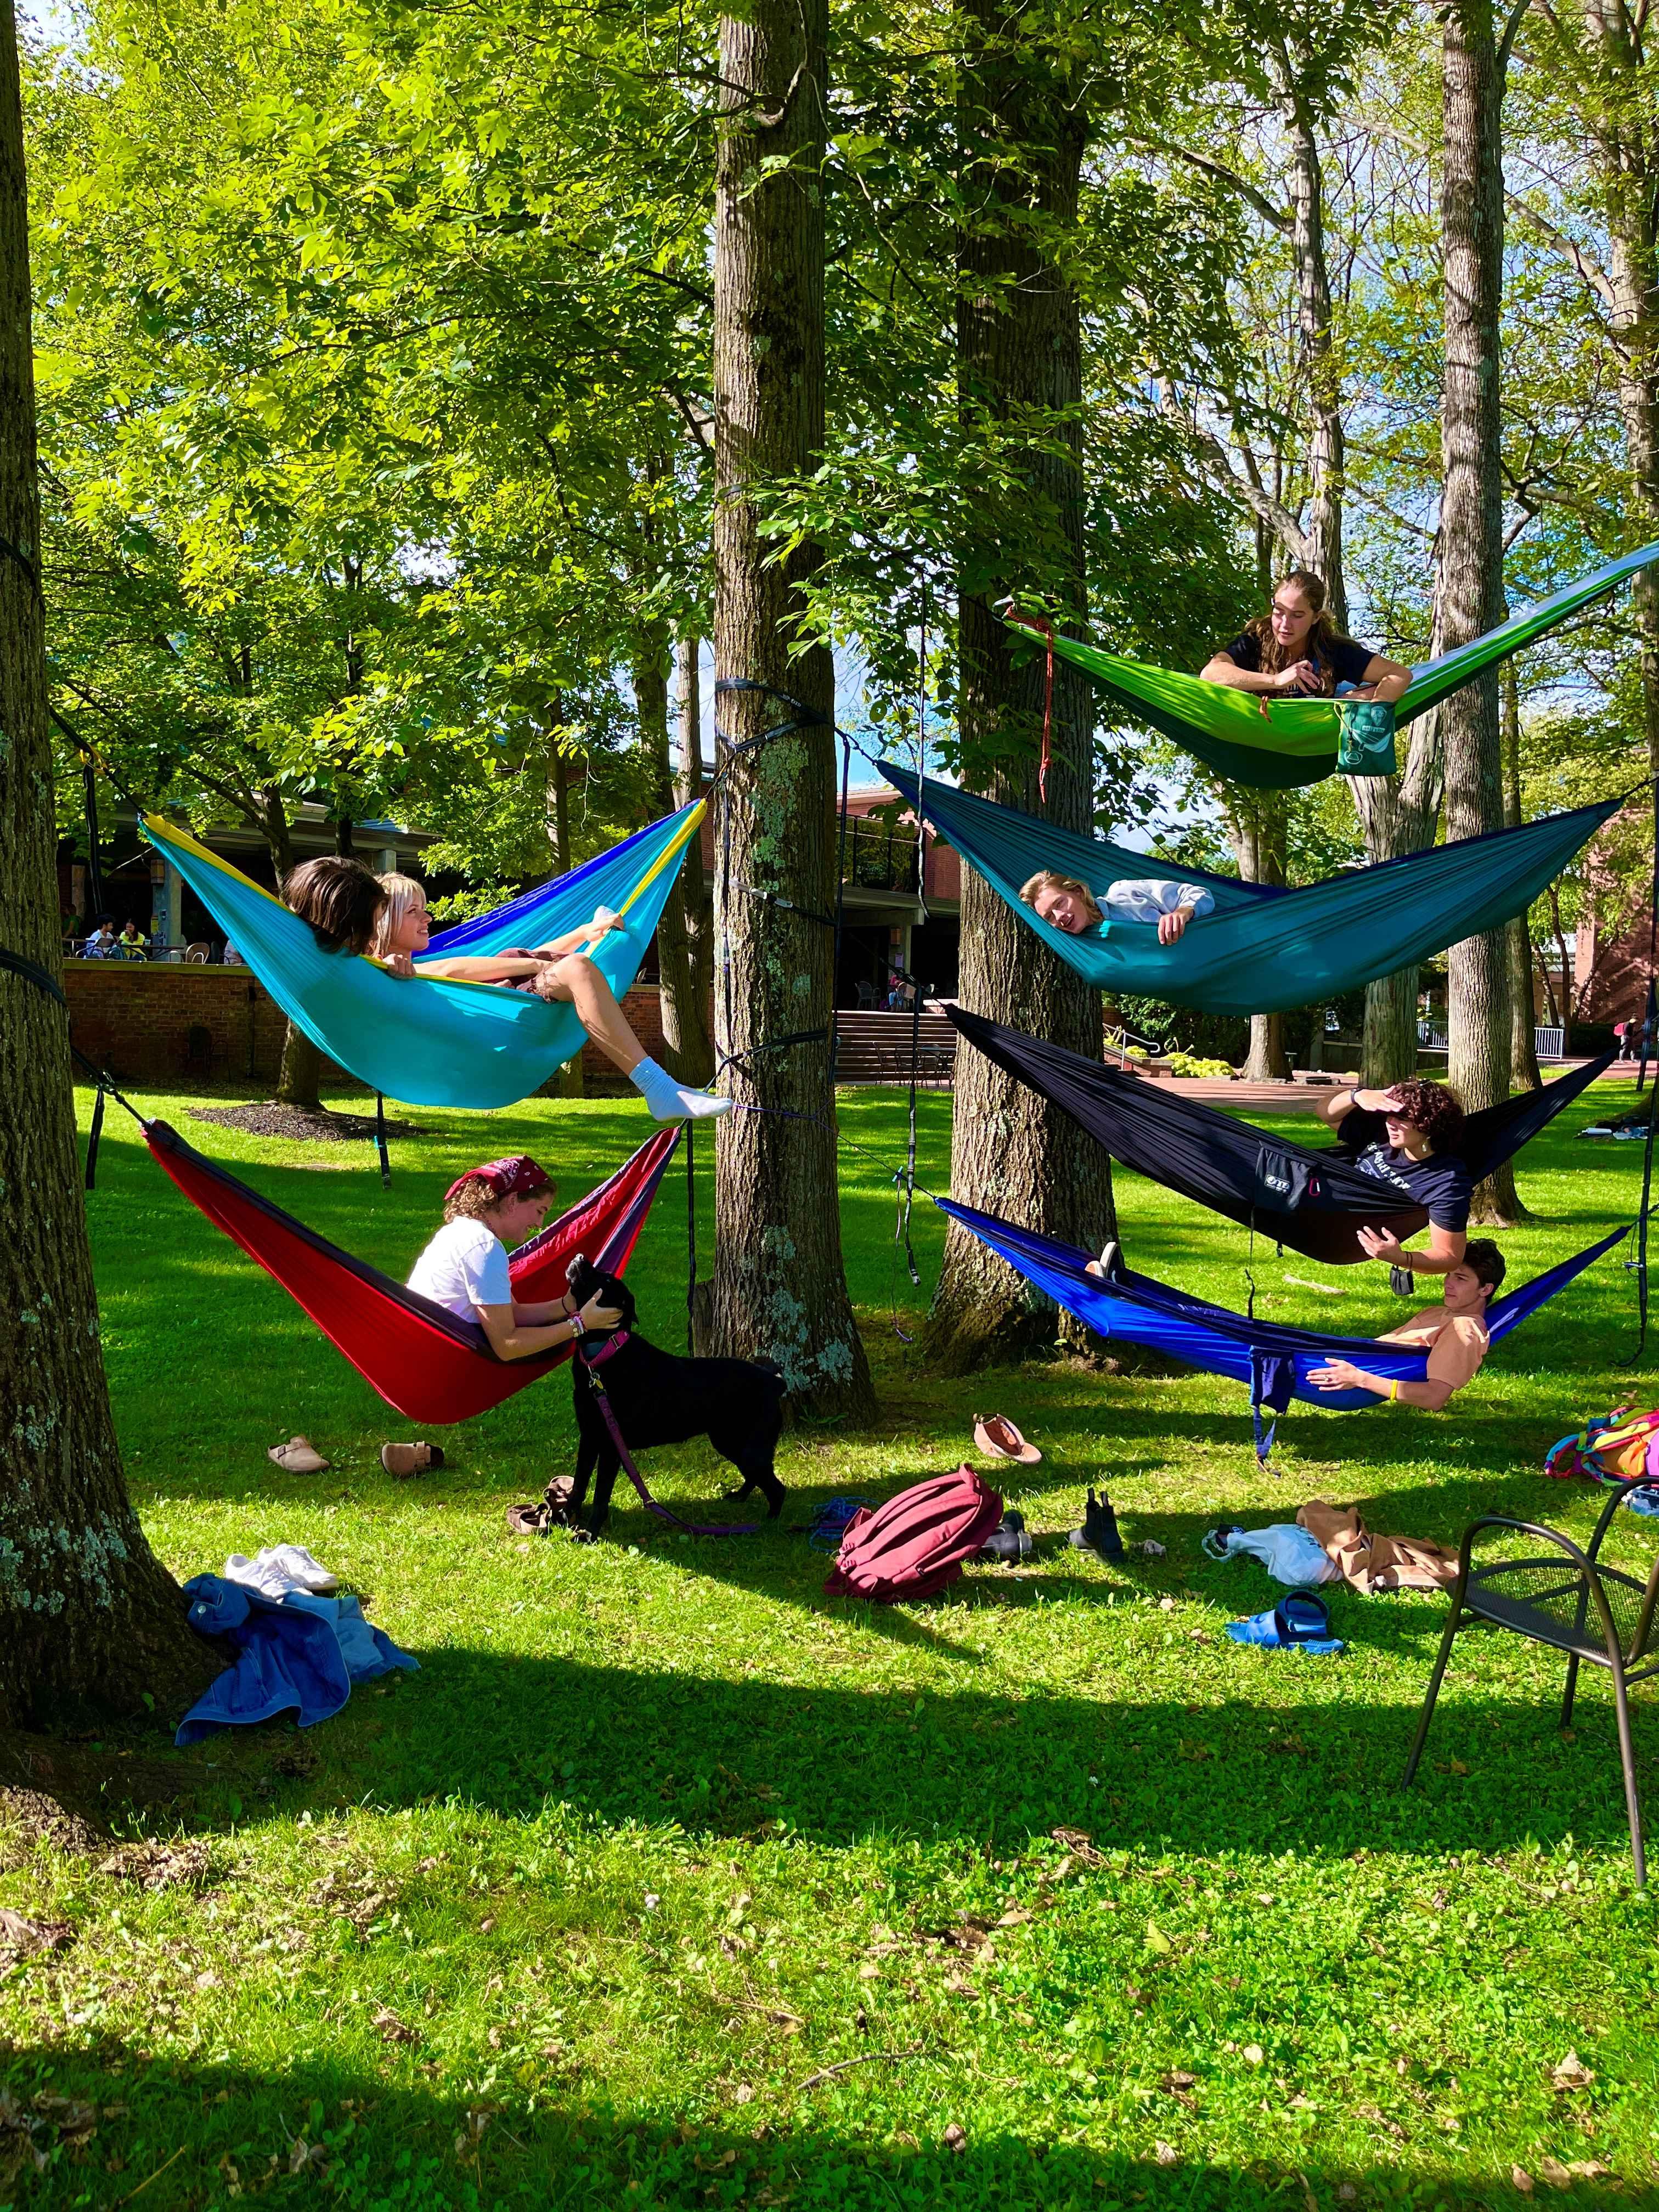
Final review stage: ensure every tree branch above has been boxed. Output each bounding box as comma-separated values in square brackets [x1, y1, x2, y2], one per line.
[1351, 116, 1616, 309]
[1125, 136, 1292, 233]
[1165, 398, 1311, 565]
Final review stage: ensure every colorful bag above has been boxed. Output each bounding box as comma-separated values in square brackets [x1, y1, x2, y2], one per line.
[1544, 1406, 1659, 1484]
[822, 1467, 1005, 1602]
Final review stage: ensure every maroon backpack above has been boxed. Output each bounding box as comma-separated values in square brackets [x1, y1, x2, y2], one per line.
[823, 1467, 1005, 1602]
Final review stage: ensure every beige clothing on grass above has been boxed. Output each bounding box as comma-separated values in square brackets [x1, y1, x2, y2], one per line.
[1375, 1307, 1489, 1392]
[1296, 1499, 1459, 1594]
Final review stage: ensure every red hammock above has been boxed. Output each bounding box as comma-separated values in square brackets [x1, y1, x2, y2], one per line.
[144, 1119, 680, 1424]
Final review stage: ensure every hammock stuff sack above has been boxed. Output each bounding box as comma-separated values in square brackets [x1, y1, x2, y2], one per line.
[138, 800, 707, 1110]
[880, 762, 1618, 1017]
[948, 1007, 1617, 1265]
[937, 1195, 1628, 1456]
[1007, 541, 1659, 789]
[144, 1119, 679, 1424]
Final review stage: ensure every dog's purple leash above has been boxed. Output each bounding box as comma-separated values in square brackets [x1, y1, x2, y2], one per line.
[583, 1366, 760, 1538]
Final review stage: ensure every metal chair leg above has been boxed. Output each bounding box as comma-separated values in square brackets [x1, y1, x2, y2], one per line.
[1404, 1604, 1463, 1786]
[1610, 1658, 1648, 1891]
[1561, 1652, 1580, 1731]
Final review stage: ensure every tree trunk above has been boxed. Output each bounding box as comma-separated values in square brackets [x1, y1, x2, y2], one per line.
[923, 0, 1114, 1374]
[1580, 0, 1659, 777]
[675, 635, 713, 1071]
[1279, 74, 1346, 621]
[1230, 793, 1291, 1079]
[244, 788, 325, 1111]
[0, 0, 214, 1728]
[637, 618, 712, 1085]
[1441, 0, 1521, 1222]
[708, 0, 873, 1418]
[1503, 657, 1543, 1086]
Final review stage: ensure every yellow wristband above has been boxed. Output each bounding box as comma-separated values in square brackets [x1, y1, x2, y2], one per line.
[1389, 1379, 1398, 1402]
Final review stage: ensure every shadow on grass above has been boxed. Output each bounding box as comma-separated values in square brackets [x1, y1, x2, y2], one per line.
[238, 1635, 1656, 1868]
[0, 2040, 1589, 2211]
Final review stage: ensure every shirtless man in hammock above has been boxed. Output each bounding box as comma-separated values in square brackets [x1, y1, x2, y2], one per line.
[1307, 1240, 1505, 1410]
[1020, 868, 1216, 946]
[284, 857, 730, 1123]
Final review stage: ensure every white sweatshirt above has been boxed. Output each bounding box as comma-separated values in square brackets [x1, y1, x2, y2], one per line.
[1102, 880, 1216, 926]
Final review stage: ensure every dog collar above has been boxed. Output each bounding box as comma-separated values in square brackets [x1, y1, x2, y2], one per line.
[580, 1329, 631, 1368]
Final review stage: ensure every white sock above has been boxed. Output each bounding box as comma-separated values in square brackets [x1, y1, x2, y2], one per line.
[629, 1057, 732, 1122]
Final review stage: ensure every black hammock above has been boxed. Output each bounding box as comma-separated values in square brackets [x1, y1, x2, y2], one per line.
[946, 1007, 1616, 1265]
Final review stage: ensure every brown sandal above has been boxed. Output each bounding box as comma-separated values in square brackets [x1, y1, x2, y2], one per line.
[972, 1414, 1042, 1465]
[381, 1441, 446, 1479]
[268, 1436, 330, 1475]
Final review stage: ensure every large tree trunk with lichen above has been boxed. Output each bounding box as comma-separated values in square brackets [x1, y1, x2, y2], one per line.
[707, 0, 873, 1418]
[0, 1, 214, 1728]
[922, 0, 1114, 1374]
[1441, 0, 1522, 1223]
[637, 616, 713, 1086]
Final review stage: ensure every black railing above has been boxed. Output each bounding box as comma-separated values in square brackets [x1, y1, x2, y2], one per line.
[843, 821, 919, 894]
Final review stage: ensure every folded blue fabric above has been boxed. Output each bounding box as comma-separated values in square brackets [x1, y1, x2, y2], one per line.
[177, 1575, 416, 1744]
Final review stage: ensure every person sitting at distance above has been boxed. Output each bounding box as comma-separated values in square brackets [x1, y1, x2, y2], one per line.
[282, 857, 730, 1123]
[1318, 1075, 1470, 1276]
[1020, 867, 1215, 947]
[1201, 569, 1412, 706]
[407, 1154, 623, 1362]
[116, 919, 150, 959]
[82, 917, 120, 958]
[1307, 1240, 1505, 1409]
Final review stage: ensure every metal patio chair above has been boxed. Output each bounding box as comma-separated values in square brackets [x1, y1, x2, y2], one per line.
[1403, 1489, 1659, 1885]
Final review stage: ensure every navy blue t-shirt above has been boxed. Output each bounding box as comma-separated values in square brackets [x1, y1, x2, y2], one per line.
[1336, 1107, 1471, 1231]
[1223, 630, 1377, 692]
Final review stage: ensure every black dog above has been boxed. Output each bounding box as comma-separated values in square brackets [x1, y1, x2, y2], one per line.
[565, 1256, 788, 1535]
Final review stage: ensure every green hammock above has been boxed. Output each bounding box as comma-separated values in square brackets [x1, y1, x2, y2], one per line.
[1012, 541, 1659, 788]
[879, 761, 1619, 1017]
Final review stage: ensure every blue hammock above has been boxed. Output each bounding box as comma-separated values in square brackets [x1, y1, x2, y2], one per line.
[938, 1194, 1628, 1454]
[881, 763, 1619, 1017]
[139, 802, 706, 1110]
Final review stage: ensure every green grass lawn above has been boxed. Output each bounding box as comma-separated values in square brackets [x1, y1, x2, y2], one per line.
[5, 1075, 1659, 2209]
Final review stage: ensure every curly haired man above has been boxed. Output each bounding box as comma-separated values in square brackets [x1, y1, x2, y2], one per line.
[1318, 1075, 1471, 1277]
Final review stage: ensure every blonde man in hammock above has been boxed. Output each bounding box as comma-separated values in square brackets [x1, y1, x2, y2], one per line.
[283, 857, 729, 1123]
[1020, 868, 1215, 946]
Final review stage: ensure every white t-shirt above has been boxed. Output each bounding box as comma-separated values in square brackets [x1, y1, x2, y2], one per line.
[406, 1219, 512, 1321]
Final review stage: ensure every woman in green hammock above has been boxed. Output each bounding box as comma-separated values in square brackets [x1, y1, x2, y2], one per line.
[1201, 571, 1412, 704]
[284, 857, 730, 1122]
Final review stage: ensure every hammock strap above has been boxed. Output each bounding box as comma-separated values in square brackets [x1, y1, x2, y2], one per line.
[685, 1119, 698, 1353]
[375, 1093, 391, 1189]
[718, 1026, 830, 1075]
[743, 887, 838, 929]
[830, 733, 851, 1084]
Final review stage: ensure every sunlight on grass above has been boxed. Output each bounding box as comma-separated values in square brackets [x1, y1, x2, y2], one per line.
[3, 1078, 1657, 2207]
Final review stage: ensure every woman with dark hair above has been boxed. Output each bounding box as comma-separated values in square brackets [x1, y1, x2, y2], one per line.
[280, 856, 730, 1123]
[1318, 1076, 1471, 1277]
[1201, 570, 1412, 703]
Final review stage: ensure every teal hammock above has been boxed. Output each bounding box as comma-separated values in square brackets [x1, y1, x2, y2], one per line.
[139, 802, 707, 1111]
[1011, 541, 1659, 788]
[879, 763, 1618, 1017]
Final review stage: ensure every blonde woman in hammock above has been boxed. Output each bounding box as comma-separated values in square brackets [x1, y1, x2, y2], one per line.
[283, 857, 729, 1122]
